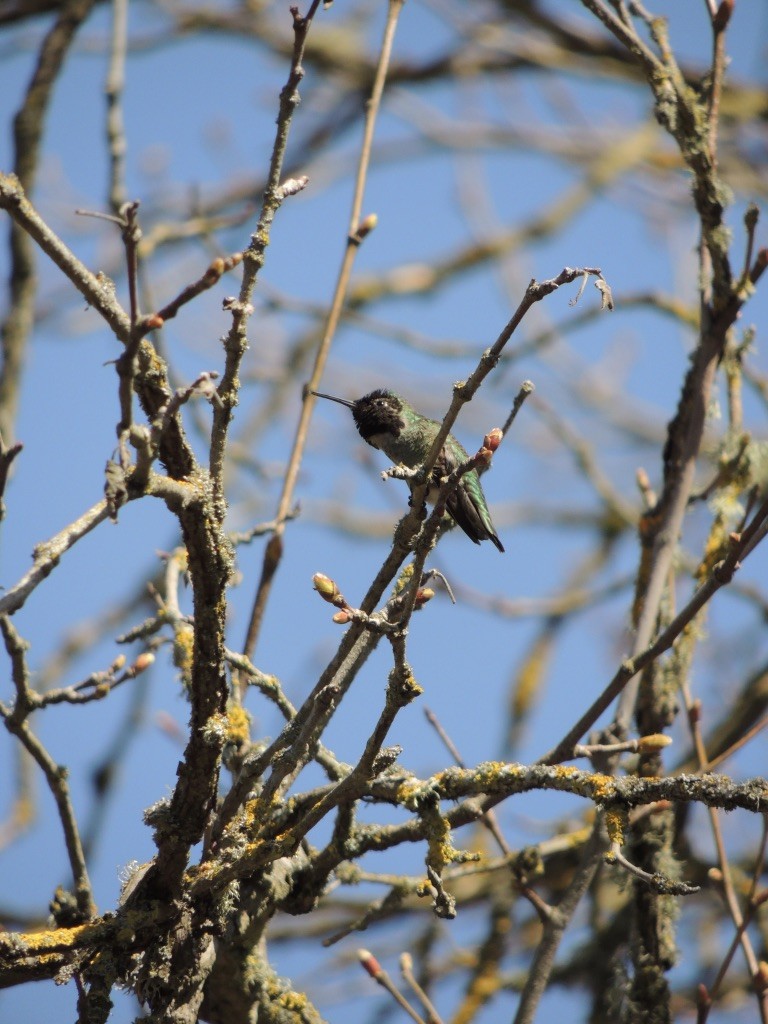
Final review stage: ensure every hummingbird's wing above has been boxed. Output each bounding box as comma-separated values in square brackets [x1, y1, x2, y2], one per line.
[433, 451, 505, 552]
[445, 474, 505, 552]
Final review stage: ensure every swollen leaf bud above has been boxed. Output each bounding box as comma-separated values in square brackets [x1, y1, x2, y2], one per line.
[637, 733, 673, 753]
[713, 0, 734, 32]
[358, 949, 382, 979]
[483, 427, 503, 451]
[132, 652, 155, 674]
[313, 573, 339, 602]
[279, 175, 309, 198]
[355, 213, 378, 240]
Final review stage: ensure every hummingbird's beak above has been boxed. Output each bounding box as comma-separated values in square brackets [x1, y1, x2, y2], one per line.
[310, 390, 355, 409]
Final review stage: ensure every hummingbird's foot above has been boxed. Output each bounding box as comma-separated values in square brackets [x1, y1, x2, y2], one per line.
[406, 496, 428, 522]
[381, 463, 423, 484]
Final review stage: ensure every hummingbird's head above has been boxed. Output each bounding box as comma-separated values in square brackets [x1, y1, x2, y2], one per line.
[351, 390, 404, 441]
[311, 388, 405, 444]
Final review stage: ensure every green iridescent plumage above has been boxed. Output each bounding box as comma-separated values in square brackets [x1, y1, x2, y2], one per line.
[312, 388, 504, 552]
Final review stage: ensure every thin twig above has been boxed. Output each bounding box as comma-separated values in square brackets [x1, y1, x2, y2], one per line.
[706, 714, 768, 772]
[209, 3, 323, 500]
[0, 500, 111, 616]
[605, 841, 699, 895]
[0, 0, 98, 443]
[408, 272, 606, 525]
[424, 706, 553, 924]
[0, 617, 95, 920]
[680, 674, 764, 1020]
[706, 0, 732, 167]
[359, 949, 427, 1024]
[541, 494, 768, 765]
[513, 824, 606, 1024]
[105, 0, 129, 213]
[424, 707, 510, 856]
[0, 435, 23, 519]
[241, 0, 406, 663]
[400, 952, 445, 1024]
[154, 252, 244, 324]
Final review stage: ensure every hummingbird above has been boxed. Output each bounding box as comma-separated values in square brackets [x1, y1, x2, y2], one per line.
[311, 388, 504, 552]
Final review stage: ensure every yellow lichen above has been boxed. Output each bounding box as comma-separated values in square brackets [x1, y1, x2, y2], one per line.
[226, 703, 251, 746]
[475, 761, 513, 788]
[604, 806, 628, 844]
[587, 772, 617, 802]
[5, 924, 89, 951]
[172, 622, 195, 685]
[393, 563, 415, 594]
